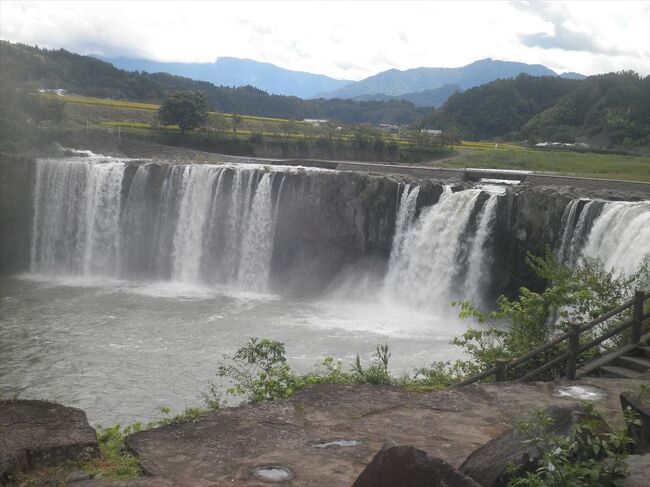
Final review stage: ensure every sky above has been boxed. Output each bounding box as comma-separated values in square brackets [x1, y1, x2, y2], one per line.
[1, 0, 648, 81]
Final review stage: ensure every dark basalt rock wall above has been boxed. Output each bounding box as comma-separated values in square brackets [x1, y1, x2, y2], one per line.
[0, 154, 35, 274]
[271, 171, 402, 295]
[491, 186, 574, 299]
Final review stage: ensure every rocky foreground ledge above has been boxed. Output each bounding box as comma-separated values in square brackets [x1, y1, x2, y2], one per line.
[2, 379, 648, 486]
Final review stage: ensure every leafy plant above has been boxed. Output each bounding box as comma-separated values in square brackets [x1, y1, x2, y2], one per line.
[448, 251, 649, 380]
[506, 403, 633, 487]
[204, 338, 403, 405]
[85, 423, 143, 479]
[351, 343, 392, 385]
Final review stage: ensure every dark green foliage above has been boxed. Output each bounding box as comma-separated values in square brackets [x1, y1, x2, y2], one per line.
[420, 72, 649, 147]
[0, 85, 64, 155]
[448, 252, 649, 380]
[420, 75, 577, 139]
[506, 404, 634, 486]
[158, 91, 208, 133]
[23, 93, 66, 124]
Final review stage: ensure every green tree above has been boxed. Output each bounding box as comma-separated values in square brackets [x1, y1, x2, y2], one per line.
[231, 114, 242, 134]
[24, 94, 66, 124]
[158, 91, 208, 134]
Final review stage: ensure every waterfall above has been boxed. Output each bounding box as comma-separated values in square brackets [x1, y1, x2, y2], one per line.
[583, 201, 650, 276]
[390, 184, 420, 262]
[383, 188, 498, 310]
[465, 194, 498, 307]
[557, 199, 604, 267]
[171, 165, 220, 283]
[558, 199, 650, 276]
[31, 158, 125, 277]
[31, 157, 285, 290]
[238, 173, 278, 291]
[557, 199, 581, 264]
[31, 156, 509, 304]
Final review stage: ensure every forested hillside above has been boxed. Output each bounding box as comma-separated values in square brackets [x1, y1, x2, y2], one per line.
[0, 42, 426, 125]
[420, 72, 649, 148]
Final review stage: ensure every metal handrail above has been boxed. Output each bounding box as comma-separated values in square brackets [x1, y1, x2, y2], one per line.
[458, 290, 649, 385]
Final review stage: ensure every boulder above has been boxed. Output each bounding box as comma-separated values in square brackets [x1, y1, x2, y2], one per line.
[459, 403, 610, 487]
[621, 391, 650, 454]
[352, 442, 481, 487]
[0, 399, 98, 483]
[66, 470, 92, 483]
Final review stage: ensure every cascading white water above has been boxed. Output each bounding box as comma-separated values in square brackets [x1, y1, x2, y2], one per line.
[557, 199, 581, 264]
[390, 184, 420, 261]
[31, 157, 285, 291]
[31, 156, 507, 304]
[557, 199, 603, 267]
[383, 188, 498, 310]
[465, 193, 498, 306]
[238, 173, 278, 291]
[31, 158, 125, 276]
[583, 201, 650, 276]
[558, 199, 650, 276]
[172, 165, 221, 283]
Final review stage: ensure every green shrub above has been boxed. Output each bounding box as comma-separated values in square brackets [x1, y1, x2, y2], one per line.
[506, 403, 635, 486]
[448, 252, 649, 380]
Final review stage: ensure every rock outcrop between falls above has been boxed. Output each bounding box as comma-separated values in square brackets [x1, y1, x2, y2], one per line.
[0, 154, 34, 274]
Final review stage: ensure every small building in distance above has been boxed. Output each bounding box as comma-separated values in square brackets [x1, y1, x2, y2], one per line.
[303, 119, 329, 126]
[421, 129, 442, 135]
[379, 123, 400, 132]
[38, 88, 68, 96]
[535, 141, 590, 149]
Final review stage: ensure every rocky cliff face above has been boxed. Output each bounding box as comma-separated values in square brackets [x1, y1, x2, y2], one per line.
[270, 171, 402, 294]
[491, 186, 574, 298]
[0, 154, 35, 274]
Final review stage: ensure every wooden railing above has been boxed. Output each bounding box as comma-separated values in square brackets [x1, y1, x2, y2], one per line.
[457, 290, 650, 386]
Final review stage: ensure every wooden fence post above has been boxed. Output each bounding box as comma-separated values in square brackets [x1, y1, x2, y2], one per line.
[566, 323, 581, 380]
[632, 289, 644, 344]
[495, 359, 508, 382]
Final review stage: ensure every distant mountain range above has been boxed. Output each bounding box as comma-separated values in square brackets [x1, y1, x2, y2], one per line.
[98, 56, 352, 99]
[101, 56, 586, 107]
[315, 58, 586, 101]
[2, 41, 427, 125]
[350, 84, 461, 108]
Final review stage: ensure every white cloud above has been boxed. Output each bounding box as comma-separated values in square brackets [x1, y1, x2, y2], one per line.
[0, 0, 648, 80]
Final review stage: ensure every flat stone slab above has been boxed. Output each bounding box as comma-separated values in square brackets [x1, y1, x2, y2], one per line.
[120, 378, 643, 486]
[0, 399, 98, 481]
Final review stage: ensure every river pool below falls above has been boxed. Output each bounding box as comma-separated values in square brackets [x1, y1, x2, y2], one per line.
[0, 275, 468, 426]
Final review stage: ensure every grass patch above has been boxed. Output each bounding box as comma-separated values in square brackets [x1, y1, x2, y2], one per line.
[458, 140, 526, 151]
[42, 93, 160, 111]
[438, 147, 650, 182]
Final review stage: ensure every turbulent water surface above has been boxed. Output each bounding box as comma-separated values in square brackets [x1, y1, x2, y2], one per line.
[0, 275, 468, 426]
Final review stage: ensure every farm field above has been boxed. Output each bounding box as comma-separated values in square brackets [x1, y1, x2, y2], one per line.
[439, 146, 650, 182]
[47, 93, 650, 182]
